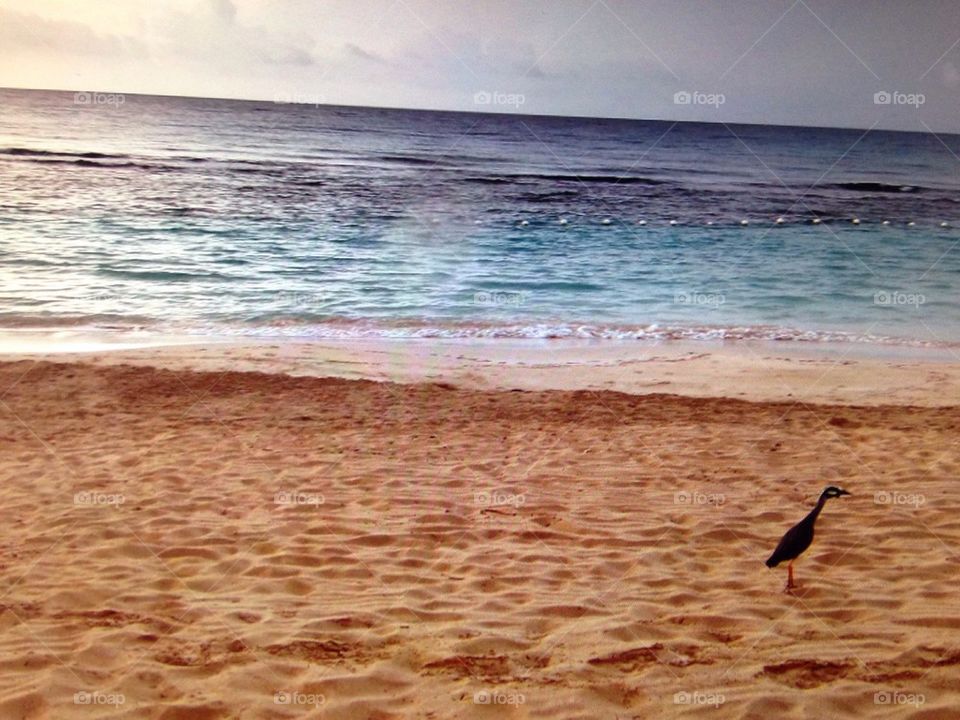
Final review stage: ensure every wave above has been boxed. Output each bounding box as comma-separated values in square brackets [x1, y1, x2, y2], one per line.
[825, 182, 926, 194]
[95, 268, 234, 282]
[188, 318, 955, 348]
[0, 312, 954, 349]
[466, 173, 668, 186]
[0, 147, 130, 160]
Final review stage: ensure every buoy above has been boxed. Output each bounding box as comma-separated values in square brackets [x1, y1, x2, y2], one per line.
[812, 218, 822, 224]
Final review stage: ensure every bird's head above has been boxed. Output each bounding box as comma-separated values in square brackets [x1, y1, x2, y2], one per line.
[821, 486, 851, 500]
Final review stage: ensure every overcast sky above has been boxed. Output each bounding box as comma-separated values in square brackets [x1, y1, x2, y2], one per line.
[1, 0, 959, 132]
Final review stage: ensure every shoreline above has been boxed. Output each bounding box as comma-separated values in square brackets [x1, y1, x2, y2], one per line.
[2, 330, 960, 407]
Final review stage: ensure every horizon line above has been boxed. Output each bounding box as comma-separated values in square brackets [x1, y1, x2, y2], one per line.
[2, 83, 958, 139]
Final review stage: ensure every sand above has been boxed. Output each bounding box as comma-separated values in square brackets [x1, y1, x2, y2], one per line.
[0, 348, 959, 719]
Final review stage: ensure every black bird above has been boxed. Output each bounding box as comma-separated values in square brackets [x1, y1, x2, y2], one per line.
[766, 486, 851, 590]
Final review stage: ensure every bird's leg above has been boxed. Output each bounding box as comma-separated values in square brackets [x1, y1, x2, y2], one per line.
[785, 561, 796, 591]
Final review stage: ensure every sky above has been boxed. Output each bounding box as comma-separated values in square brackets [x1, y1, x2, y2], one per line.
[1, 0, 959, 132]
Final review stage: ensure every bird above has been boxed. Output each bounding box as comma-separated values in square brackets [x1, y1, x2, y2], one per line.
[766, 486, 851, 591]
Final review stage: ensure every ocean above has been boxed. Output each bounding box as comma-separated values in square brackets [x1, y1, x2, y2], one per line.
[2, 87, 959, 346]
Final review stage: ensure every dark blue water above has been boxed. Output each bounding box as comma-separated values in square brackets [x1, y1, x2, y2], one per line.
[2, 87, 959, 345]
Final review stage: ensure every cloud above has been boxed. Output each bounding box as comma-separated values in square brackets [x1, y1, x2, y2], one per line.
[345, 43, 386, 64]
[264, 45, 315, 66]
[210, 0, 237, 24]
[0, 7, 143, 57]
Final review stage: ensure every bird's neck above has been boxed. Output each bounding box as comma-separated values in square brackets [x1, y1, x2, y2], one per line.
[806, 495, 828, 523]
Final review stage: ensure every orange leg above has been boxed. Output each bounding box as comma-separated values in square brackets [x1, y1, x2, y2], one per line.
[785, 561, 796, 591]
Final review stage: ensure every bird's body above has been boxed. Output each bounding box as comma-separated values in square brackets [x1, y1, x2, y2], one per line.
[766, 486, 850, 590]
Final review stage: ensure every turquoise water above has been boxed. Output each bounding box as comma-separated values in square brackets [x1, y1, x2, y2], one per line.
[2, 88, 959, 346]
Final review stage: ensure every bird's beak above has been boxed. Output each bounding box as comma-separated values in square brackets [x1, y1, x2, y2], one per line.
[839, 489, 851, 496]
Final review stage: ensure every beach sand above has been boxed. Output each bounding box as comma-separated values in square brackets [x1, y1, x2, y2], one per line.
[0, 347, 959, 718]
